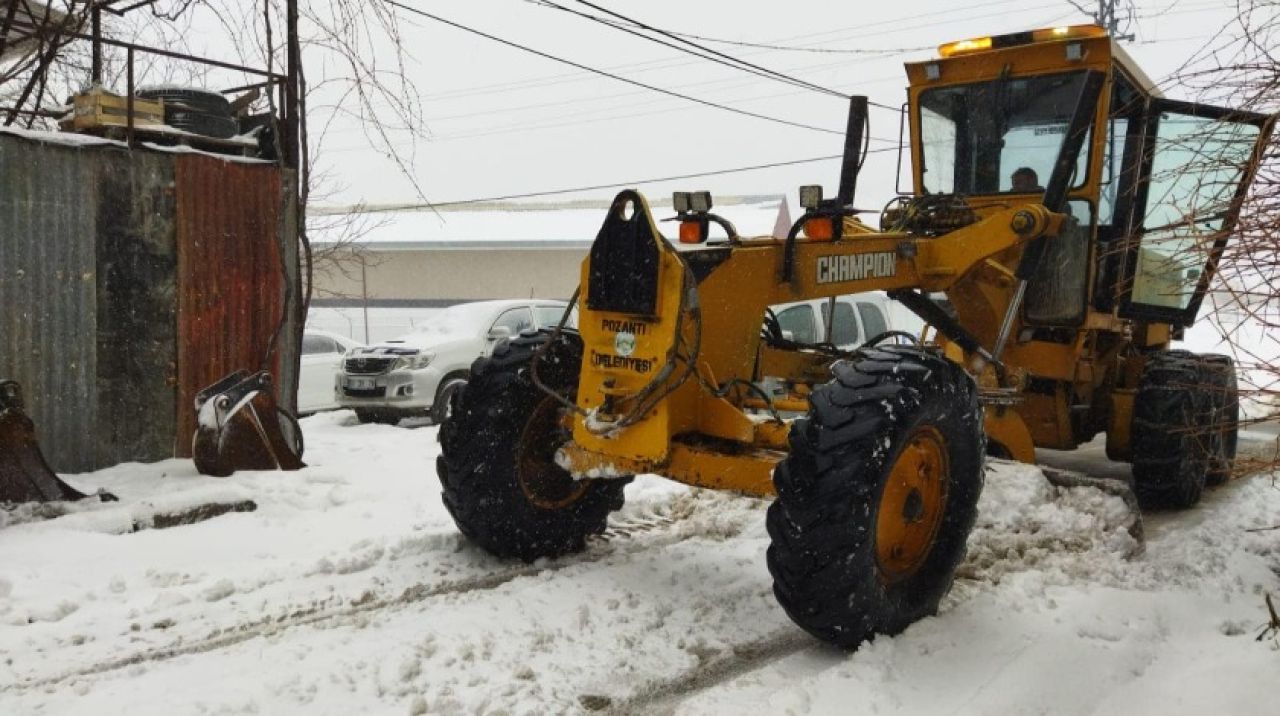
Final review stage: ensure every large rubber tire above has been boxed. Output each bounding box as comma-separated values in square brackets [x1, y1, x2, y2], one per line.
[136, 87, 233, 115]
[166, 109, 238, 139]
[430, 374, 468, 425]
[437, 330, 627, 562]
[1131, 350, 1211, 508]
[766, 346, 984, 649]
[136, 87, 237, 138]
[1201, 354, 1239, 486]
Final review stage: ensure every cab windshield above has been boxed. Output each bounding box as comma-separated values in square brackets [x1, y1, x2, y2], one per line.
[918, 71, 1090, 195]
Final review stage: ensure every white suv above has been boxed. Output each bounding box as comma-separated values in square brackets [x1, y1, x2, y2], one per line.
[336, 299, 572, 425]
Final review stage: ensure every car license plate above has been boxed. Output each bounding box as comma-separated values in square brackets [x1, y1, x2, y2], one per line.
[346, 377, 376, 390]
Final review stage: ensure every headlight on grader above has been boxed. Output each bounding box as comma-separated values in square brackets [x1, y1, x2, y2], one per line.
[672, 190, 712, 214]
[674, 191, 713, 243]
[798, 184, 823, 210]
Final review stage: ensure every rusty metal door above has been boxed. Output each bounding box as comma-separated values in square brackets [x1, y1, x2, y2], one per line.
[174, 156, 286, 457]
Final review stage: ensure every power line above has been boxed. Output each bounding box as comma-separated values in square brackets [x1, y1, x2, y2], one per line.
[534, 0, 848, 99]
[329, 150, 895, 214]
[319, 59, 915, 149]
[376, 0, 1060, 108]
[381, 0, 844, 136]
[659, 32, 930, 56]
[320, 68, 906, 150]
[652, 27, 930, 56]
[553, 0, 903, 113]
[334, 52, 911, 130]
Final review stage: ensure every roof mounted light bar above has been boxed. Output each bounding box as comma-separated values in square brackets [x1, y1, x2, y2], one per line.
[937, 24, 1108, 58]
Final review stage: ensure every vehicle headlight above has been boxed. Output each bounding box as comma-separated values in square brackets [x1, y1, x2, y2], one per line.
[395, 352, 433, 370]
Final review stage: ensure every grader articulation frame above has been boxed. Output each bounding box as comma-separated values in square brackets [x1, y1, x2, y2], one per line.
[439, 25, 1275, 647]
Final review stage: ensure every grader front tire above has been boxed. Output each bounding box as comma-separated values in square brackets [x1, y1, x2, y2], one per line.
[766, 347, 985, 649]
[436, 330, 627, 562]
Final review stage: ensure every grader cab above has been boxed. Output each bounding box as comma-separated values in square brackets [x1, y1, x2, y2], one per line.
[438, 25, 1274, 648]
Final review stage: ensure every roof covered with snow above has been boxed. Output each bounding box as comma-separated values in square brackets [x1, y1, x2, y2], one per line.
[0, 126, 273, 164]
[309, 194, 794, 250]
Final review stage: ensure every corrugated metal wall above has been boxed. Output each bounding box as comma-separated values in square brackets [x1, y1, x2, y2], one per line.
[94, 153, 178, 469]
[174, 156, 287, 457]
[0, 140, 103, 473]
[0, 132, 297, 473]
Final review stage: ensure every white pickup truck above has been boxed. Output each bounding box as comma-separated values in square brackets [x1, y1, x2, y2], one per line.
[335, 299, 571, 425]
[760, 292, 926, 402]
[768, 291, 924, 349]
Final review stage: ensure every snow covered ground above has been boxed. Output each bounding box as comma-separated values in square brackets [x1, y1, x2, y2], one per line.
[2, 412, 1278, 715]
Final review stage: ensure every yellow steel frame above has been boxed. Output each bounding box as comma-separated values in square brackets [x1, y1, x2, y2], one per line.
[560, 199, 1061, 495]
[555, 31, 1178, 497]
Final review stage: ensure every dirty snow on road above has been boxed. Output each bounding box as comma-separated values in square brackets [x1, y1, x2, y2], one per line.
[2, 411, 1278, 715]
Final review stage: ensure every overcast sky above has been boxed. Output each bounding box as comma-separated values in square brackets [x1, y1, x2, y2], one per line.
[292, 0, 1242, 214]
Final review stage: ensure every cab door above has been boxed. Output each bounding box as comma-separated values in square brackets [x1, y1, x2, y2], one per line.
[1119, 99, 1273, 326]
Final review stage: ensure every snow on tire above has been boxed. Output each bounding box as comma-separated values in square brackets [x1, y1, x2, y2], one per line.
[766, 346, 984, 649]
[1131, 350, 1211, 508]
[436, 329, 628, 562]
[1200, 353, 1239, 487]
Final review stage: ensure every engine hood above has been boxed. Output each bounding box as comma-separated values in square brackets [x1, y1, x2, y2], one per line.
[357, 336, 473, 355]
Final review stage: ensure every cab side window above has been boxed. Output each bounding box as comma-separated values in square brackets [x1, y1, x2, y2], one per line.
[493, 307, 534, 335]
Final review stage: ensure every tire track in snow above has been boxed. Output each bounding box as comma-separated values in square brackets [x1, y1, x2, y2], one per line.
[601, 629, 815, 715]
[4, 498, 745, 693]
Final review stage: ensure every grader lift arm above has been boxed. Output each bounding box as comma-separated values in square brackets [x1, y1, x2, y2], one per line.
[437, 25, 1275, 648]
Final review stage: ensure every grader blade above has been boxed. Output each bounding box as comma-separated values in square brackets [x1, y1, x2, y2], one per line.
[192, 371, 305, 477]
[0, 380, 96, 504]
[998, 460, 1145, 552]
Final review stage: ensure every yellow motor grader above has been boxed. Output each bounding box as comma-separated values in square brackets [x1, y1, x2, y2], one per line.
[438, 25, 1274, 647]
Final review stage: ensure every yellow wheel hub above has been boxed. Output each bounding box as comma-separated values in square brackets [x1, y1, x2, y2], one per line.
[875, 426, 949, 583]
[517, 397, 589, 510]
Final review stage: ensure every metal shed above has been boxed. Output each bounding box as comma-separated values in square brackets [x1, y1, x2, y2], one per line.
[0, 130, 299, 474]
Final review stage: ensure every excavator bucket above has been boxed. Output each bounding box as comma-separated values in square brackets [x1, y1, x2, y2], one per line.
[0, 380, 98, 504]
[192, 370, 306, 477]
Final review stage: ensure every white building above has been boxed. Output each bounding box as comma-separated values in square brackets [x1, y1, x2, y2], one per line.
[307, 194, 792, 341]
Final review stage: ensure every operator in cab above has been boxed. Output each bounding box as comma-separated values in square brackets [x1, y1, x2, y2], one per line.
[1011, 166, 1044, 192]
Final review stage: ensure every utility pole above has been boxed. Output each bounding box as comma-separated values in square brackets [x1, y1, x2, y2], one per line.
[1070, 0, 1136, 41]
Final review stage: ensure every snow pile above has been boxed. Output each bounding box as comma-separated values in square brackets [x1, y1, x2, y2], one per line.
[959, 462, 1140, 587]
[397, 302, 495, 343]
[0, 414, 1277, 714]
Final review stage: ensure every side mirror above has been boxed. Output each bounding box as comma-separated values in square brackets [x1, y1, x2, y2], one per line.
[781, 329, 796, 342]
[487, 325, 513, 341]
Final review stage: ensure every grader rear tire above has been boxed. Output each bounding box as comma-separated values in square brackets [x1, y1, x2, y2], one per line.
[1201, 354, 1239, 486]
[766, 347, 984, 649]
[1131, 350, 1211, 509]
[436, 330, 627, 562]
